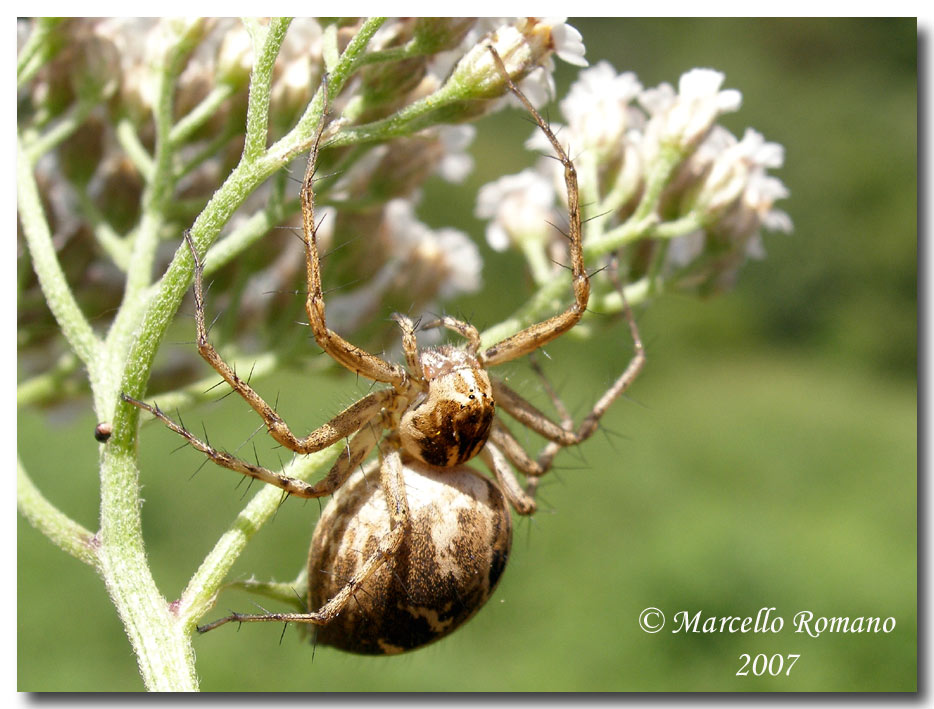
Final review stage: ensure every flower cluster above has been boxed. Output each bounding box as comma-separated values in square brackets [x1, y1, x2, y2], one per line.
[17, 17, 585, 387]
[477, 59, 791, 303]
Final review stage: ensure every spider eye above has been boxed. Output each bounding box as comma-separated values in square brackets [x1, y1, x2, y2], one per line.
[398, 367, 494, 467]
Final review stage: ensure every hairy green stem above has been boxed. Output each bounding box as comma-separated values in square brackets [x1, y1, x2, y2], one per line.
[268, 17, 387, 163]
[177, 446, 340, 628]
[16, 137, 102, 372]
[202, 196, 296, 277]
[170, 83, 238, 147]
[115, 119, 155, 181]
[242, 18, 292, 161]
[17, 458, 99, 568]
[22, 98, 96, 164]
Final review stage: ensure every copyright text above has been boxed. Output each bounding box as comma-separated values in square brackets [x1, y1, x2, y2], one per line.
[666, 607, 896, 638]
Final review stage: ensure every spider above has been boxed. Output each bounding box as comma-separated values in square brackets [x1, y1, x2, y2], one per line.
[123, 47, 645, 655]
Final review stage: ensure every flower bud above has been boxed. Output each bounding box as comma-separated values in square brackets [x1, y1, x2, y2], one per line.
[413, 18, 477, 53]
[446, 19, 586, 102]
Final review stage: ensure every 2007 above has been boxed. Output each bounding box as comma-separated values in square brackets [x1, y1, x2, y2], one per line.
[737, 653, 800, 677]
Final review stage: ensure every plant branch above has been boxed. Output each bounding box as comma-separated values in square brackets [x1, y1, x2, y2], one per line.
[115, 119, 155, 181]
[17, 352, 81, 407]
[177, 446, 340, 628]
[16, 18, 66, 89]
[170, 83, 238, 148]
[17, 458, 100, 569]
[16, 137, 102, 370]
[241, 18, 292, 161]
[22, 98, 97, 165]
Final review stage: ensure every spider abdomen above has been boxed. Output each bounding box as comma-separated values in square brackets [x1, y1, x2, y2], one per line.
[398, 346, 495, 467]
[308, 458, 512, 655]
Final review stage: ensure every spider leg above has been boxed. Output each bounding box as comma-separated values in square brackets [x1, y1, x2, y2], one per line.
[479, 442, 536, 515]
[301, 105, 408, 388]
[391, 313, 424, 381]
[490, 378, 578, 447]
[175, 231, 397, 454]
[479, 47, 589, 368]
[197, 449, 410, 632]
[493, 296, 645, 485]
[534, 266, 646, 475]
[489, 421, 544, 476]
[420, 315, 481, 355]
[122, 393, 384, 498]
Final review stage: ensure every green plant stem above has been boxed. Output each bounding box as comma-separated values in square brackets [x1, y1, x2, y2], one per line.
[97, 442, 199, 691]
[17, 353, 80, 407]
[22, 98, 96, 165]
[170, 83, 238, 147]
[75, 189, 131, 270]
[242, 18, 292, 161]
[16, 18, 66, 88]
[17, 458, 99, 568]
[175, 123, 241, 180]
[16, 137, 102, 371]
[226, 568, 308, 609]
[83, 22, 214, 692]
[202, 196, 296, 277]
[139, 349, 284, 414]
[267, 17, 387, 164]
[177, 447, 340, 629]
[83, 22, 387, 689]
[115, 119, 155, 181]
[480, 144, 686, 347]
[479, 216, 660, 349]
[324, 80, 462, 149]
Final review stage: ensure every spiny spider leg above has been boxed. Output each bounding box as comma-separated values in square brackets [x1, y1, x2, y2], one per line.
[120, 393, 384, 498]
[480, 46, 589, 368]
[489, 421, 545, 476]
[479, 442, 536, 515]
[391, 313, 424, 381]
[198, 449, 410, 633]
[127, 263, 395, 459]
[532, 261, 645, 476]
[490, 259, 645, 491]
[300, 105, 408, 389]
[420, 315, 482, 355]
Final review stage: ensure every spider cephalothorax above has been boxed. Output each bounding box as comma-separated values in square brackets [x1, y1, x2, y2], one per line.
[399, 345, 495, 467]
[124, 46, 645, 654]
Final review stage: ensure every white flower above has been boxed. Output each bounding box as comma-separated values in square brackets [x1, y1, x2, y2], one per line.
[384, 200, 482, 298]
[433, 228, 484, 298]
[558, 60, 644, 156]
[702, 128, 792, 236]
[640, 68, 742, 156]
[667, 229, 706, 268]
[547, 18, 587, 67]
[514, 18, 587, 106]
[664, 123, 791, 289]
[475, 169, 556, 251]
[327, 200, 482, 331]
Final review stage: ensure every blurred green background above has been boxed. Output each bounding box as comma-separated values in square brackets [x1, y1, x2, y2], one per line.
[18, 18, 916, 691]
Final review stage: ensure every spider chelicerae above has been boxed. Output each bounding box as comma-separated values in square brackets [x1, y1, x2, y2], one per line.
[124, 47, 645, 655]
